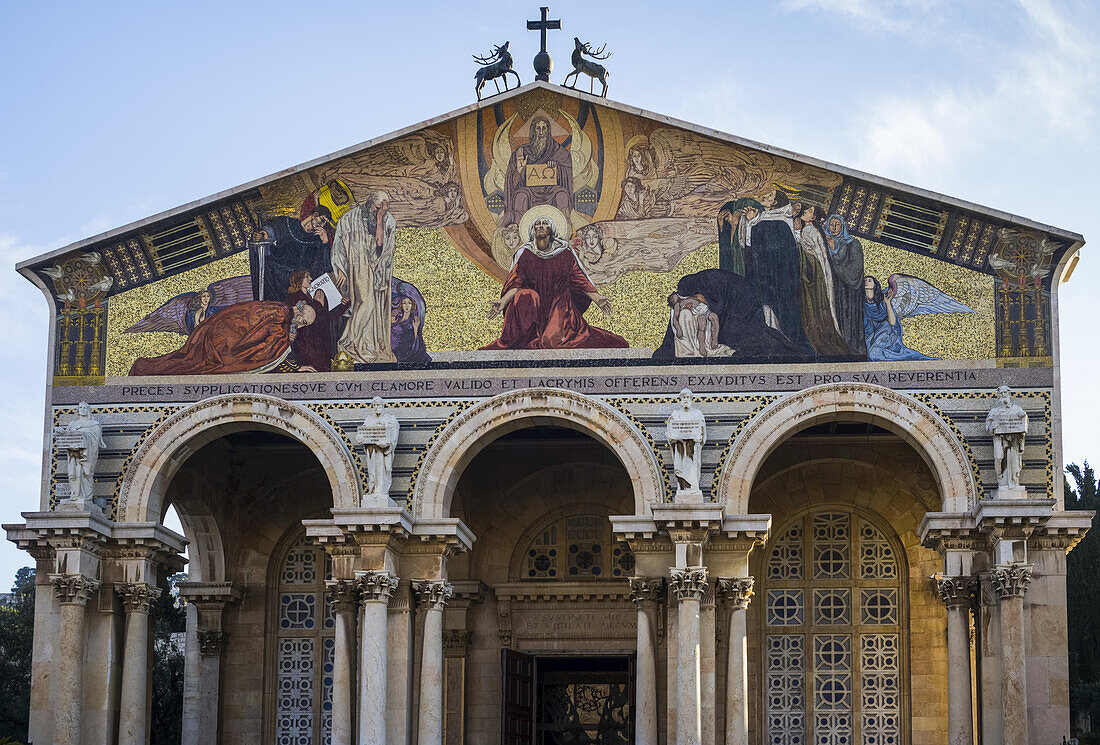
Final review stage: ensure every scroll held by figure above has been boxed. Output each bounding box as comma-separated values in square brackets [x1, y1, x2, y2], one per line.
[357, 397, 400, 503]
[985, 385, 1029, 497]
[53, 402, 104, 508]
[667, 389, 706, 502]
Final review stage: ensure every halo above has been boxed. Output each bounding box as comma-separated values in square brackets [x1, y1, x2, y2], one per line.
[518, 205, 570, 241]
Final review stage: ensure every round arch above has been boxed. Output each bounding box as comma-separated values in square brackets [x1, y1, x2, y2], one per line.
[412, 388, 666, 518]
[716, 382, 978, 514]
[117, 393, 361, 523]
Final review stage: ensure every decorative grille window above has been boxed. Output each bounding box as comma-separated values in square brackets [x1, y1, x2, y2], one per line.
[521, 513, 635, 580]
[275, 538, 334, 745]
[763, 510, 904, 745]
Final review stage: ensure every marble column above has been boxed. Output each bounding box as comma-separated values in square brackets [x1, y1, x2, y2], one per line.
[670, 567, 708, 745]
[326, 579, 359, 745]
[116, 582, 161, 745]
[51, 574, 100, 745]
[991, 563, 1033, 745]
[415, 580, 454, 745]
[717, 577, 754, 745]
[630, 578, 665, 745]
[935, 575, 977, 745]
[195, 630, 229, 744]
[357, 570, 399, 745]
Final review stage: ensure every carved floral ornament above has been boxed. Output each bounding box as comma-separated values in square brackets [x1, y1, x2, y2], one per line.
[628, 577, 666, 606]
[932, 574, 977, 608]
[989, 563, 1034, 598]
[716, 576, 755, 610]
[415, 579, 455, 610]
[116, 582, 162, 613]
[669, 566, 708, 601]
[355, 570, 399, 603]
[51, 574, 100, 605]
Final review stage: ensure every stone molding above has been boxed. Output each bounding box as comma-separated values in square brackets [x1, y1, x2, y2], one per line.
[442, 629, 472, 656]
[715, 382, 979, 513]
[990, 563, 1034, 599]
[933, 575, 977, 608]
[716, 577, 755, 611]
[670, 567, 708, 601]
[116, 582, 161, 613]
[355, 570, 399, 604]
[51, 574, 100, 605]
[414, 579, 454, 610]
[116, 393, 361, 522]
[411, 388, 666, 517]
[629, 577, 666, 608]
[325, 579, 360, 613]
[197, 630, 230, 657]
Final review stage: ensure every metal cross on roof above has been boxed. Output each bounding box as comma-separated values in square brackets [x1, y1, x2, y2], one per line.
[527, 6, 561, 82]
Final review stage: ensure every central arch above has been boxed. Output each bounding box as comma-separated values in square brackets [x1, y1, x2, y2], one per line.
[412, 387, 666, 518]
[117, 393, 361, 523]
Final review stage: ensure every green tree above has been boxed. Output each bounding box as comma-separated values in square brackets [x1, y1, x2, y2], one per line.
[1068, 462, 1100, 733]
[0, 567, 35, 744]
[150, 573, 186, 745]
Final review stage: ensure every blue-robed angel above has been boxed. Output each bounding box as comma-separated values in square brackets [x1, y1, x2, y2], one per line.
[124, 275, 254, 335]
[863, 274, 973, 362]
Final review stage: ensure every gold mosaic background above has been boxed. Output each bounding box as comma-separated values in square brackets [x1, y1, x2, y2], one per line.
[106, 253, 250, 377]
[862, 239, 995, 360]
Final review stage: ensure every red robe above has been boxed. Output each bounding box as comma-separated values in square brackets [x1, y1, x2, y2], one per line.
[129, 301, 294, 376]
[482, 247, 629, 350]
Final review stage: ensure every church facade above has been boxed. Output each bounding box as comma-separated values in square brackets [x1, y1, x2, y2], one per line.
[4, 80, 1090, 745]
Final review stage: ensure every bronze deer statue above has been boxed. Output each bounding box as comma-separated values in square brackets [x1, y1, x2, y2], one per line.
[474, 42, 520, 100]
[562, 37, 610, 97]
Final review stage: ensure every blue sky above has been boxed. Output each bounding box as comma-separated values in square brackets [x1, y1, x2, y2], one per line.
[1, 0, 1097, 586]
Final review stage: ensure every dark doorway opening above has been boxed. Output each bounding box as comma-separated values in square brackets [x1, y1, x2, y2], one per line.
[503, 651, 634, 745]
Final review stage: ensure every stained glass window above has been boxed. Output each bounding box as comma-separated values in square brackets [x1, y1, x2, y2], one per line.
[763, 511, 904, 745]
[520, 514, 635, 580]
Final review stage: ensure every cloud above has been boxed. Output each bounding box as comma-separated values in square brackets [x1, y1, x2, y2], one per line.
[779, 0, 942, 34]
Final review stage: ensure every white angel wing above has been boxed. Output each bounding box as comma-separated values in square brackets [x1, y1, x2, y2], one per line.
[888, 274, 973, 320]
[482, 112, 518, 197]
[559, 108, 599, 194]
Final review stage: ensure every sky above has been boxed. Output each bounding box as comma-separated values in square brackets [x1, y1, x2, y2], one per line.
[0, 0, 1097, 587]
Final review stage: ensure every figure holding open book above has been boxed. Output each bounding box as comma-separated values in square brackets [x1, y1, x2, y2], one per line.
[356, 397, 400, 500]
[285, 270, 349, 372]
[53, 401, 104, 506]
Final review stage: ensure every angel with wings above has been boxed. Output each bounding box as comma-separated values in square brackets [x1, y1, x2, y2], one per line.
[124, 275, 253, 336]
[863, 274, 973, 362]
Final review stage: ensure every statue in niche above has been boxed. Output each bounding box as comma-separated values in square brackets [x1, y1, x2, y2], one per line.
[356, 397, 400, 500]
[53, 401, 104, 507]
[666, 389, 706, 502]
[985, 385, 1028, 494]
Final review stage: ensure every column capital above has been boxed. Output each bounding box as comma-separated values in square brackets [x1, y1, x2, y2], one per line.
[716, 576, 755, 610]
[629, 577, 666, 608]
[355, 569, 399, 605]
[325, 578, 360, 613]
[669, 566, 708, 601]
[933, 574, 977, 608]
[197, 629, 230, 657]
[443, 629, 472, 656]
[51, 573, 100, 605]
[990, 563, 1033, 599]
[414, 579, 454, 610]
[116, 582, 161, 613]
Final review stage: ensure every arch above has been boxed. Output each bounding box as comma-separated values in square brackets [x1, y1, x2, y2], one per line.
[716, 382, 978, 514]
[117, 393, 361, 523]
[412, 388, 666, 518]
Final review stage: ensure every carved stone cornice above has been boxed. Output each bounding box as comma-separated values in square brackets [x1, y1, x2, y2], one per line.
[325, 579, 360, 614]
[116, 582, 161, 613]
[197, 630, 229, 657]
[669, 567, 708, 601]
[51, 574, 100, 605]
[989, 563, 1033, 599]
[442, 629, 472, 656]
[629, 577, 666, 608]
[414, 579, 454, 610]
[716, 577, 755, 611]
[355, 570, 399, 605]
[933, 575, 977, 608]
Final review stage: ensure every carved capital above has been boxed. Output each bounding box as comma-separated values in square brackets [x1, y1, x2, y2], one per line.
[197, 630, 230, 657]
[116, 582, 161, 613]
[990, 563, 1033, 599]
[325, 579, 360, 614]
[629, 577, 666, 608]
[716, 576, 755, 611]
[355, 570, 399, 605]
[933, 575, 977, 608]
[669, 566, 708, 601]
[414, 579, 454, 611]
[51, 574, 100, 605]
[443, 629, 472, 656]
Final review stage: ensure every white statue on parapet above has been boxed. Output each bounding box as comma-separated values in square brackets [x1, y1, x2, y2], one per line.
[52, 401, 104, 508]
[666, 388, 706, 502]
[985, 385, 1028, 497]
[356, 396, 400, 502]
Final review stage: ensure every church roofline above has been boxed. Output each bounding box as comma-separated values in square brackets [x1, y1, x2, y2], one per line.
[16, 80, 1083, 271]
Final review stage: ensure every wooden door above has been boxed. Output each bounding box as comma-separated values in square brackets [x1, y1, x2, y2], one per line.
[501, 649, 535, 745]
